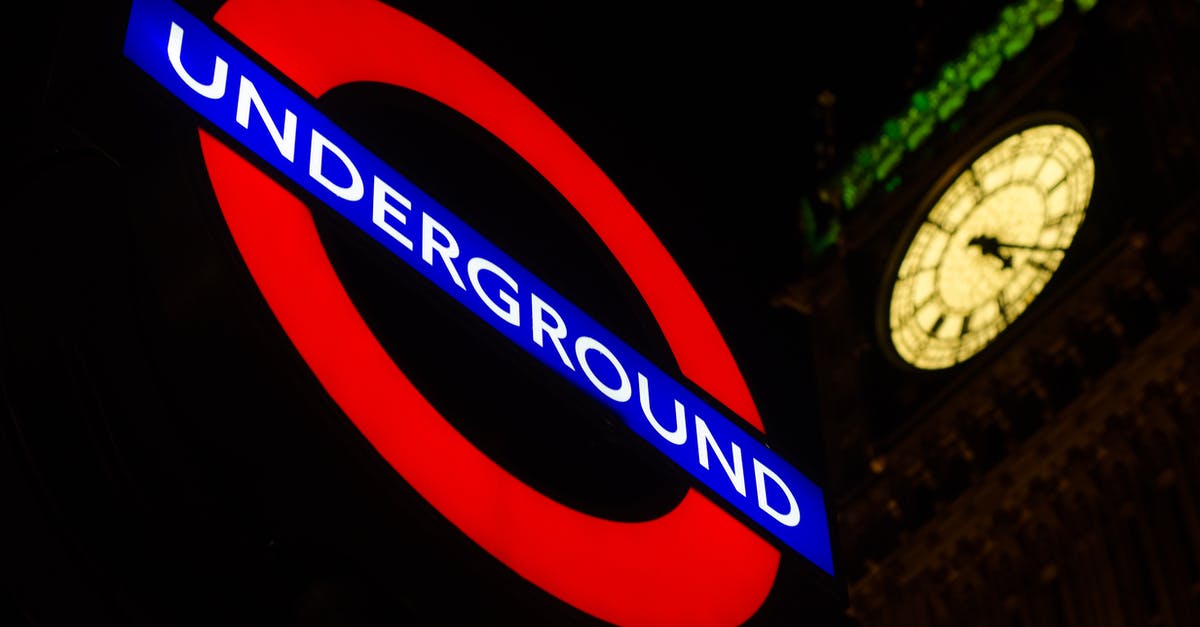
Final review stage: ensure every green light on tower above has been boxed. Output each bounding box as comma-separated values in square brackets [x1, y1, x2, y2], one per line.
[1035, 0, 1064, 27]
[804, 0, 1097, 256]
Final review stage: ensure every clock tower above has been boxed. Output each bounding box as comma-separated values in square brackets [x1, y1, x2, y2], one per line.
[775, 0, 1200, 624]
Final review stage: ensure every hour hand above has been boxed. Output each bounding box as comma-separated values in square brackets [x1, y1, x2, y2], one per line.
[978, 235, 1067, 253]
[967, 235, 1013, 269]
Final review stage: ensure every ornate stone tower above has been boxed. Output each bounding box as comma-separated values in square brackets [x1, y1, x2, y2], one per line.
[775, 1, 1200, 624]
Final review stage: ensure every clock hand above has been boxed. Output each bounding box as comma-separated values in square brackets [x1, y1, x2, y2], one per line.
[989, 241, 1068, 253]
[966, 235, 1013, 269]
[968, 235, 1067, 269]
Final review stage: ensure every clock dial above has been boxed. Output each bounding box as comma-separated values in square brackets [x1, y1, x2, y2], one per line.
[887, 122, 1094, 370]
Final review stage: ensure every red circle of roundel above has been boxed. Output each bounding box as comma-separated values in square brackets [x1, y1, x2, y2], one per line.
[199, 1, 779, 625]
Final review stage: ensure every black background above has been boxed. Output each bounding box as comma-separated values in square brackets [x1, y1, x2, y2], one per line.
[5, 1, 1010, 625]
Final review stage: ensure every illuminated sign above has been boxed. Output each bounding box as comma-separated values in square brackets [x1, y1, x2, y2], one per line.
[124, 0, 833, 622]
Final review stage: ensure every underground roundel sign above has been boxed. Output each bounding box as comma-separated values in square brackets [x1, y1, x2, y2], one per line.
[123, 0, 834, 624]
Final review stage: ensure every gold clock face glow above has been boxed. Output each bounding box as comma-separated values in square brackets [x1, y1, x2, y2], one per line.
[887, 122, 1094, 370]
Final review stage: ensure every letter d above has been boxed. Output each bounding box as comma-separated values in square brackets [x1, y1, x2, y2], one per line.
[753, 459, 800, 527]
[309, 129, 364, 201]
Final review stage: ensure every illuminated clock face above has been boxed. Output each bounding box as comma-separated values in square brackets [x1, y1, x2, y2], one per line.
[887, 122, 1094, 370]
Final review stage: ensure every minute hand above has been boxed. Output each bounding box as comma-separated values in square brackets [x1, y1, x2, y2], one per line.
[991, 241, 1067, 252]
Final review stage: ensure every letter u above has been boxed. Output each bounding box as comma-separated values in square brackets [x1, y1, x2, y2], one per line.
[167, 22, 228, 99]
[637, 373, 687, 445]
